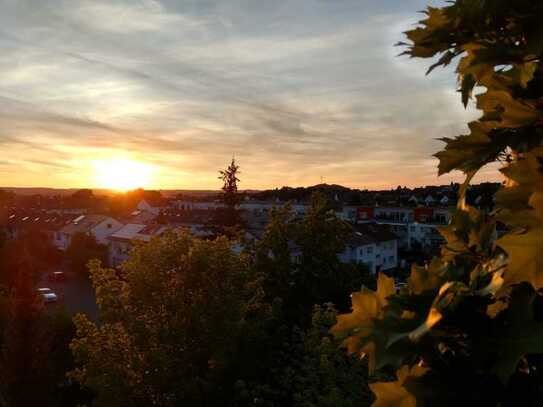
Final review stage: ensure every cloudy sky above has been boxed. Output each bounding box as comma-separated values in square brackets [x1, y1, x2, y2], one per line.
[0, 0, 498, 190]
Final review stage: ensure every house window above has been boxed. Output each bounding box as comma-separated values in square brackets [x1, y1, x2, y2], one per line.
[366, 246, 373, 255]
[410, 226, 416, 233]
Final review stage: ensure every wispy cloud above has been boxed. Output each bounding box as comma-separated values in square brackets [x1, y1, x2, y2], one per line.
[0, 0, 493, 189]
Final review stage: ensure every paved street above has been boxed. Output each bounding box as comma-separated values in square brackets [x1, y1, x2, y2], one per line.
[38, 270, 99, 322]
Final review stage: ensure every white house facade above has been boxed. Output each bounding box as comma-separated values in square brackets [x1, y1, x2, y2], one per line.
[339, 223, 398, 274]
[54, 215, 123, 250]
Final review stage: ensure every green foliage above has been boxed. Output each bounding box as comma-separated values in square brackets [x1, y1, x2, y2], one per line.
[228, 194, 373, 406]
[70, 232, 258, 406]
[106, 188, 163, 217]
[70, 199, 373, 406]
[235, 304, 372, 407]
[289, 304, 371, 407]
[255, 193, 369, 321]
[65, 189, 98, 210]
[0, 266, 79, 406]
[65, 232, 108, 274]
[0, 231, 62, 287]
[335, 1, 543, 405]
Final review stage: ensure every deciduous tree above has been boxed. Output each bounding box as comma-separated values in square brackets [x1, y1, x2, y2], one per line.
[65, 232, 108, 274]
[0, 264, 52, 406]
[255, 193, 368, 323]
[70, 232, 259, 406]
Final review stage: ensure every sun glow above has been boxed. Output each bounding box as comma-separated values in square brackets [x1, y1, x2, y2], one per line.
[94, 158, 154, 191]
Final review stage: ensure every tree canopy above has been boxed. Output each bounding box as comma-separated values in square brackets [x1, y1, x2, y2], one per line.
[65, 232, 108, 274]
[70, 232, 258, 406]
[70, 201, 373, 406]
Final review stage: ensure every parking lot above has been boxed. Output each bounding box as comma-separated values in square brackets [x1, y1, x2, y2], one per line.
[38, 270, 99, 322]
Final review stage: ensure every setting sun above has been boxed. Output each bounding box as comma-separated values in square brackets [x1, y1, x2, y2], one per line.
[93, 159, 154, 191]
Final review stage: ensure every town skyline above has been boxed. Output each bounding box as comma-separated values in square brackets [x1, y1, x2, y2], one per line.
[0, 179, 501, 196]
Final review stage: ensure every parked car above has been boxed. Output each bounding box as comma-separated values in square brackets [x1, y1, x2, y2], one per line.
[395, 280, 408, 292]
[48, 271, 67, 282]
[37, 287, 58, 303]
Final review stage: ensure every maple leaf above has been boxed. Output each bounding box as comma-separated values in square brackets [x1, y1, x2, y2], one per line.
[485, 285, 543, 383]
[434, 123, 504, 175]
[331, 273, 395, 354]
[497, 228, 543, 290]
[370, 365, 428, 407]
[408, 258, 448, 295]
[477, 90, 539, 128]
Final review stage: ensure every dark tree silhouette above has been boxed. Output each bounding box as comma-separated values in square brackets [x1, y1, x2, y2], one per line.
[210, 158, 244, 235]
[218, 158, 241, 208]
[0, 262, 52, 405]
[65, 232, 108, 274]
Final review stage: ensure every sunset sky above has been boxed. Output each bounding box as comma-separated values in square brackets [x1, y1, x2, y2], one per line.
[0, 0, 499, 190]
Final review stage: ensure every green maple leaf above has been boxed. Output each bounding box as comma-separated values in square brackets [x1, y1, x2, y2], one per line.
[530, 191, 543, 222]
[408, 258, 448, 295]
[496, 149, 543, 290]
[491, 322, 543, 383]
[331, 273, 395, 354]
[477, 90, 539, 128]
[487, 285, 543, 383]
[434, 122, 504, 175]
[512, 61, 538, 88]
[370, 365, 428, 407]
[497, 228, 543, 290]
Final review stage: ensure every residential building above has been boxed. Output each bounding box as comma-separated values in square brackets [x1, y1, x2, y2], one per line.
[108, 224, 177, 267]
[341, 205, 451, 251]
[173, 200, 224, 210]
[408, 223, 445, 251]
[157, 209, 213, 236]
[136, 199, 164, 215]
[1, 211, 76, 243]
[54, 214, 123, 250]
[124, 209, 158, 225]
[339, 223, 398, 274]
[240, 200, 308, 217]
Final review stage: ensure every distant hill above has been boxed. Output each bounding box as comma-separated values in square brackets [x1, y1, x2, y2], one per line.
[0, 183, 500, 206]
[251, 183, 358, 203]
[248, 182, 501, 207]
[0, 187, 80, 196]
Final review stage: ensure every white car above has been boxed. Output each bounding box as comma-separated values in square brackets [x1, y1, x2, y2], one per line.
[37, 287, 58, 303]
[395, 281, 408, 292]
